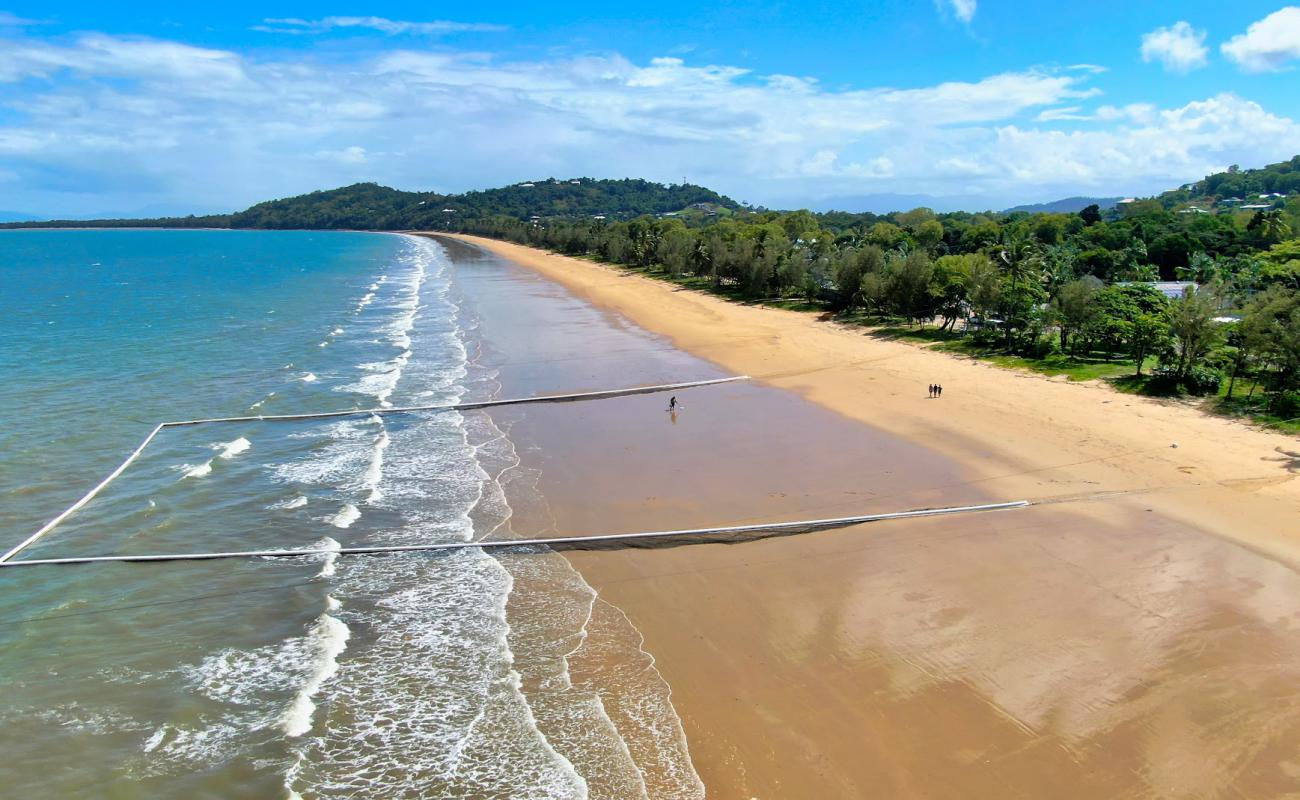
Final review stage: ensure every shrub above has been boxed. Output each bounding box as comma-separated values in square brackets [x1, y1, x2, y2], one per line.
[1267, 391, 1300, 417]
[1023, 337, 1057, 359]
[1183, 366, 1222, 395]
[970, 327, 1002, 348]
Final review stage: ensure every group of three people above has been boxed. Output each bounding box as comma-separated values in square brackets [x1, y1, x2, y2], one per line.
[928, 383, 944, 398]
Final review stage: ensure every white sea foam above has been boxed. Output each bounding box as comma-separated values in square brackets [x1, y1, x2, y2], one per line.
[298, 372, 318, 383]
[181, 460, 212, 479]
[214, 437, 251, 459]
[330, 327, 343, 336]
[280, 610, 351, 738]
[314, 537, 341, 578]
[283, 235, 678, 798]
[329, 504, 360, 529]
[273, 419, 373, 485]
[142, 726, 166, 753]
[270, 495, 308, 510]
[362, 423, 390, 504]
[249, 391, 276, 411]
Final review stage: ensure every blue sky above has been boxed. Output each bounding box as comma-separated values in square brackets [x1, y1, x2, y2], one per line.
[2, 2, 1300, 215]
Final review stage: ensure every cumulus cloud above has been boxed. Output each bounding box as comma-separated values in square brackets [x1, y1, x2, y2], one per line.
[0, 27, 1297, 214]
[1140, 21, 1209, 73]
[1222, 6, 1300, 72]
[255, 16, 505, 36]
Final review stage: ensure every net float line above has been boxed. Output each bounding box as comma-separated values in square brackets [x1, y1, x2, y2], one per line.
[0, 376, 748, 565]
[0, 501, 1029, 568]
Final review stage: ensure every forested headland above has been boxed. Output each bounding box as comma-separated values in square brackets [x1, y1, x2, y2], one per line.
[0, 179, 738, 231]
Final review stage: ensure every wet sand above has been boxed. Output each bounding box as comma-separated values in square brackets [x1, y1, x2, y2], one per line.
[435, 235, 1300, 798]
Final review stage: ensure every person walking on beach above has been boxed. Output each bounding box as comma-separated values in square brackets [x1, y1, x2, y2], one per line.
[936, 384, 943, 398]
[669, 396, 677, 411]
[928, 384, 935, 398]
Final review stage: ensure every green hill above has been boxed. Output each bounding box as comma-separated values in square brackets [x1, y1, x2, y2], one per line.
[0, 178, 738, 230]
[229, 178, 737, 230]
[1159, 156, 1300, 206]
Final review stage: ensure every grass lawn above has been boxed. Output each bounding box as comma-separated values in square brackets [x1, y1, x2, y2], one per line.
[869, 324, 1143, 382]
[1212, 387, 1300, 435]
[566, 253, 1300, 434]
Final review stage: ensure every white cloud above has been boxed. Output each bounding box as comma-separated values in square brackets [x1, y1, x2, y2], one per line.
[256, 16, 505, 36]
[0, 27, 1298, 214]
[984, 94, 1300, 192]
[938, 0, 977, 24]
[0, 11, 40, 26]
[1036, 106, 1086, 122]
[314, 146, 369, 164]
[1140, 21, 1208, 73]
[0, 34, 246, 86]
[1222, 6, 1300, 72]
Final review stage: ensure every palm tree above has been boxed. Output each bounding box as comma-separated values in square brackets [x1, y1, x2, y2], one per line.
[1258, 210, 1292, 244]
[996, 233, 1046, 349]
[998, 233, 1046, 292]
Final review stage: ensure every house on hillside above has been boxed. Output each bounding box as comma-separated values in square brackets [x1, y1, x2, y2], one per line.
[1118, 281, 1196, 299]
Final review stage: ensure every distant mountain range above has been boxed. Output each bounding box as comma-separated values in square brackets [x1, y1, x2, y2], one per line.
[798, 192, 999, 214]
[1004, 197, 1123, 214]
[764, 193, 1126, 216]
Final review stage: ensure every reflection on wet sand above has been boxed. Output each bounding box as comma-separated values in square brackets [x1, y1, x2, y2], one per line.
[500, 389, 1300, 798]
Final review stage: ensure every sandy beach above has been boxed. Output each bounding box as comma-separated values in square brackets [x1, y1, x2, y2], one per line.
[429, 234, 1300, 798]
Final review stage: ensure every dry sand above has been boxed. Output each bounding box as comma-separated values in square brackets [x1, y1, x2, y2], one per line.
[438, 234, 1300, 799]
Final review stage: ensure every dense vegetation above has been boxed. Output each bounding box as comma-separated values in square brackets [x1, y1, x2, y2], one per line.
[1159, 155, 1300, 206]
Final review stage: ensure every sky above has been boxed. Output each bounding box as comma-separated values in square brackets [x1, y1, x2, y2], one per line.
[2, 2, 1300, 216]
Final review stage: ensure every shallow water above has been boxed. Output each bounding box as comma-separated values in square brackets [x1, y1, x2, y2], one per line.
[0, 230, 703, 798]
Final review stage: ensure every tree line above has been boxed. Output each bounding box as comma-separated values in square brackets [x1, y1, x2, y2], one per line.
[455, 198, 1300, 416]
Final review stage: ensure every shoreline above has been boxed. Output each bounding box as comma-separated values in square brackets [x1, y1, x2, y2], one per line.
[435, 233, 1300, 567]
[433, 233, 1300, 798]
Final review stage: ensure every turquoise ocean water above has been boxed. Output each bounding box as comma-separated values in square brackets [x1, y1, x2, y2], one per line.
[0, 230, 702, 798]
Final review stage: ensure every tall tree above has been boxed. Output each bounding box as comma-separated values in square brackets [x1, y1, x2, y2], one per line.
[1166, 286, 1222, 379]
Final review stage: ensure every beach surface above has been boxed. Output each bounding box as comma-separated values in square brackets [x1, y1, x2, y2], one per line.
[435, 234, 1300, 799]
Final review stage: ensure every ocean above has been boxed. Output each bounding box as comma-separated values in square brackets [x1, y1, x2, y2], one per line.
[0, 230, 704, 798]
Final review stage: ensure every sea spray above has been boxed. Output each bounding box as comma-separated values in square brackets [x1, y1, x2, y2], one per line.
[314, 537, 341, 579]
